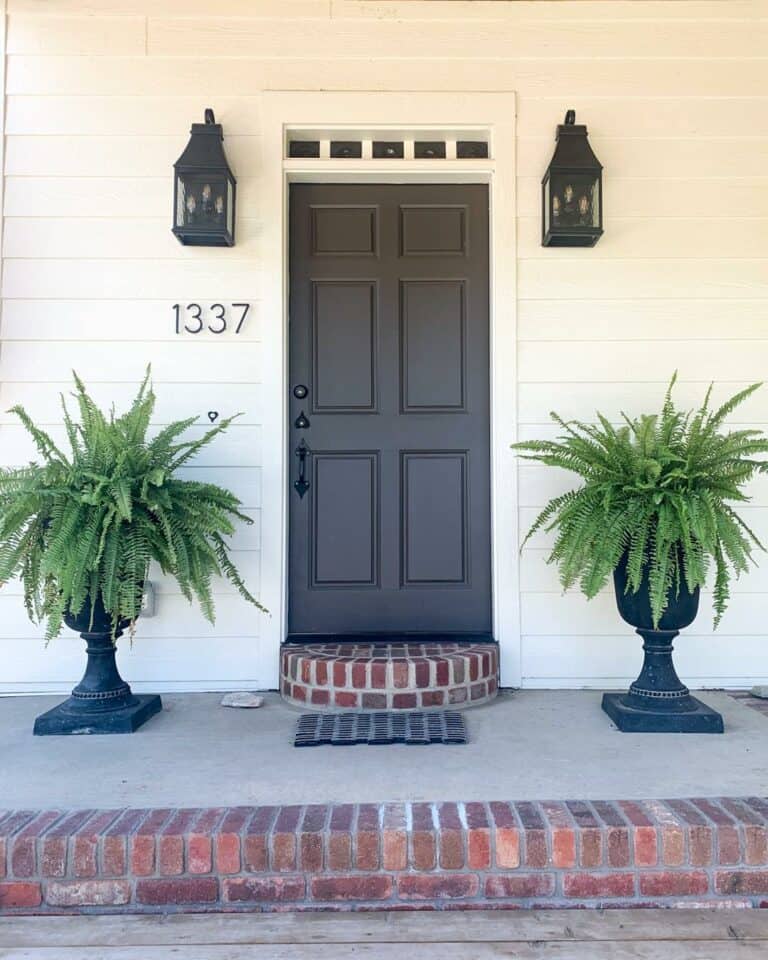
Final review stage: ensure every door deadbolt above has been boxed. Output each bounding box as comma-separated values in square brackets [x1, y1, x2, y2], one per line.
[293, 384, 308, 399]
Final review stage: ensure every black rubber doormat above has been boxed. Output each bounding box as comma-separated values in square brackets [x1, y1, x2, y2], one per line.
[294, 710, 467, 747]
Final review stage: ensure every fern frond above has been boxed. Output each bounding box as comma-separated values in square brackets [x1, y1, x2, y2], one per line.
[0, 370, 266, 641]
[513, 377, 768, 628]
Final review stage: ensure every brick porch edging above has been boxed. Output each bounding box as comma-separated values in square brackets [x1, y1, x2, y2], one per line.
[2, 799, 768, 914]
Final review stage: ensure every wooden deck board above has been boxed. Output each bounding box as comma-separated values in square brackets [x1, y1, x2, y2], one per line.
[1, 942, 767, 960]
[1, 909, 767, 953]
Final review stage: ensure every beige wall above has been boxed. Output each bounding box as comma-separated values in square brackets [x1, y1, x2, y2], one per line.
[1, 0, 767, 691]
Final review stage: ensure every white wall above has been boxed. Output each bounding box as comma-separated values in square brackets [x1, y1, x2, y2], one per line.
[1, 0, 767, 692]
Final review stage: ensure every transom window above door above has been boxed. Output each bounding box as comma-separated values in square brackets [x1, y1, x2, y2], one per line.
[285, 128, 491, 161]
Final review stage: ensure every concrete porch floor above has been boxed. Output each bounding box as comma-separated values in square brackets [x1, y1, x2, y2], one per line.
[1, 689, 766, 809]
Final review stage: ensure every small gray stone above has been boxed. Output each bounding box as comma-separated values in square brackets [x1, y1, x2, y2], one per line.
[220, 692, 264, 709]
[750, 685, 768, 700]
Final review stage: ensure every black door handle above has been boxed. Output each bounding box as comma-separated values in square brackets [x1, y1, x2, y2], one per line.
[294, 439, 311, 498]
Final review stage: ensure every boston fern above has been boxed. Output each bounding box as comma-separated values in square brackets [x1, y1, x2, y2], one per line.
[0, 370, 265, 642]
[514, 376, 768, 629]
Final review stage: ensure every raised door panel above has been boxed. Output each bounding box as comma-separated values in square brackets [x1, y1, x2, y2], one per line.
[400, 205, 467, 257]
[402, 452, 468, 586]
[311, 453, 379, 587]
[401, 279, 466, 412]
[311, 205, 378, 257]
[312, 280, 377, 413]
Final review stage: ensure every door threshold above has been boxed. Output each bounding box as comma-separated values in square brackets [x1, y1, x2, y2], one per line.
[284, 632, 495, 645]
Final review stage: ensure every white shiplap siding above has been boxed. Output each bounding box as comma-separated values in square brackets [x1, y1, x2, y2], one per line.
[1, 0, 767, 691]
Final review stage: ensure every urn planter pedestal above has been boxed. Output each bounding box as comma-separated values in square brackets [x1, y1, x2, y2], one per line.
[33, 596, 162, 736]
[601, 555, 724, 734]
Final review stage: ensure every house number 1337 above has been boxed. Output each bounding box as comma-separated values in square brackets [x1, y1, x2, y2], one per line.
[173, 302, 250, 335]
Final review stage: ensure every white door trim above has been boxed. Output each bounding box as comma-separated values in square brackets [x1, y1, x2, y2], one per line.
[258, 91, 520, 688]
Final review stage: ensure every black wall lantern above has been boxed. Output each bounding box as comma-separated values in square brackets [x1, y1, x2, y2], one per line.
[542, 110, 603, 247]
[173, 109, 236, 247]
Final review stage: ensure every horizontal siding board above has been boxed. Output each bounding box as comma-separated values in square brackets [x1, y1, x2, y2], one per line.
[5, 96, 262, 136]
[9, 0, 328, 14]
[518, 137, 768, 179]
[10, 55, 768, 97]
[521, 634, 768, 686]
[518, 97, 768, 140]
[518, 260, 768, 300]
[518, 299, 768, 341]
[0, 591, 264, 641]
[332, 1, 766, 21]
[3, 259, 262, 299]
[0, 339, 261, 382]
[4, 176, 171, 218]
[3, 217, 264, 260]
[0, 634, 266, 689]
[0, 422, 263, 469]
[3, 177, 261, 219]
[519, 339, 768, 382]
[2, 549, 262, 596]
[1, 299, 261, 341]
[0, 381, 263, 429]
[518, 380, 768, 424]
[10, 95, 765, 139]
[8, 1, 762, 19]
[5, 135, 261, 177]
[517, 177, 768, 219]
[7, 15, 147, 54]
[522, 590, 768, 638]
[518, 217, 768, 261]
[521, 548, 768, 595]
[146, 17, 768, 58]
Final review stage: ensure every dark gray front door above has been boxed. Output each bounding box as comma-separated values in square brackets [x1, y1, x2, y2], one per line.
[288, 183, 491, 640]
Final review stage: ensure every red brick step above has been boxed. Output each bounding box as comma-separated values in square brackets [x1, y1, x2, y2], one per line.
[280, 642, 499, 710]
[2, 798, 768, 914]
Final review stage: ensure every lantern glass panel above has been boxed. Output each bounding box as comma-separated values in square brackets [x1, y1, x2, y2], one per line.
[175, 173, 229, 231]
[226, 178, 234, 238]
[549, 172, 600, 230]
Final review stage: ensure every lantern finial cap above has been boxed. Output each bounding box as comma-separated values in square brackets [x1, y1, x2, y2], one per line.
[204, 108, 216, 124]
[564, 109, 576, 125]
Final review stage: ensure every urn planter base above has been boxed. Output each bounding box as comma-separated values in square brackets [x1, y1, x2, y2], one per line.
[608, 555, 724, 734]
[33, 693, 162, 736]
[601, 691, 724, 734]
[601, 626, 724, 734]
[33, 598, 162, 736]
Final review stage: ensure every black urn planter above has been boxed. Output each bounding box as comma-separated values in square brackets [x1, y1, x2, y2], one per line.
[33, 594, 162, 736]
[601, 554, 724, 733]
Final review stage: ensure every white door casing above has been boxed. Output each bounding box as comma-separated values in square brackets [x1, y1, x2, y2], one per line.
[258, 91, 519, 688]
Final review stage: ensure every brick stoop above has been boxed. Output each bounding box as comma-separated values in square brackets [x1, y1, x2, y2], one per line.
[2, 798, 768, 914]
[280, 642, 498, 710]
